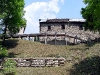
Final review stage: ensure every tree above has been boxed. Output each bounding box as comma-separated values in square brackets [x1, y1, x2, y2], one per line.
[81, 0, 100, 32]
[0, 0, 26, 45]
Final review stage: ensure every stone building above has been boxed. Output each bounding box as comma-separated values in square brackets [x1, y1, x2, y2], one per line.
[39, 18, 100, 44]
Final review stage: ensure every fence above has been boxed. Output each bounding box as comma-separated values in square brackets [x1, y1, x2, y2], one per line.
[0, 33, 88, 45]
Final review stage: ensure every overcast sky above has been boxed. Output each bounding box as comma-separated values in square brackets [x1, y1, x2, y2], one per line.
[24, 0, 86, 34]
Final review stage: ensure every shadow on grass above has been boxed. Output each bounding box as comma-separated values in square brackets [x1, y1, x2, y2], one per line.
[40, 40, 66, 45]
[69, 47, 89, 51]
[3, 39, 19, 49]
[69, 56, 100, 75]
[0, 68, 4, 74]
[40, 39, 76, 45]
[8, 52, 20, 58]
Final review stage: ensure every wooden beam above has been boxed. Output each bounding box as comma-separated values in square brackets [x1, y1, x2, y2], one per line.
[65, 32, 67, 46]
[55, 32, 57, 45]
[75, 35, 77, 44]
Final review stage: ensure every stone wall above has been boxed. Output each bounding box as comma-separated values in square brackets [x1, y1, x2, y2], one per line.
[40, 22, 83, 33]
[8, 58, 65, 67]
[40, 22, 100, 44]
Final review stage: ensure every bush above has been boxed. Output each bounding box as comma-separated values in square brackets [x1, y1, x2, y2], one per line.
[3, 59, 17, 75]
[0, 45, 8, 58]
[70, 56, 100, 75]
[34, 36, 40, 42]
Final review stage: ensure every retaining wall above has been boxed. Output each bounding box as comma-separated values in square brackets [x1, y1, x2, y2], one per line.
[8, 57, 65, 67]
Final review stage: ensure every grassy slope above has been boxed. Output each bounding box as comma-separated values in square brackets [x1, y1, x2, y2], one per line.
[0, 39, 100, 75]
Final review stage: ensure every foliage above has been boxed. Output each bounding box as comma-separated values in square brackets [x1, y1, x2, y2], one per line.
[70, 56, 100, 75]
[81, 0, 100, 32]
[2, 59, 17, 75]
[0, 0, 26, 45]
[0, 45, 8, 58]
[34, 36, 40, 42]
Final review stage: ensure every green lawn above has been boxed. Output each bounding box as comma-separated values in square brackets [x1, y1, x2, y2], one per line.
[0, 39, 100, 75]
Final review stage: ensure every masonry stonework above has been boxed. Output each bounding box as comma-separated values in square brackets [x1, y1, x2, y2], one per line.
[39, 19, 100, 44]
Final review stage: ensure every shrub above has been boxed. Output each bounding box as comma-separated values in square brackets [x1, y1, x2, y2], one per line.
[3, 59, 17, 75]
[0, 45, 8, 58]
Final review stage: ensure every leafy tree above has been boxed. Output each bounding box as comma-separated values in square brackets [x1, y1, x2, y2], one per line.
[0, 45, 8, 58]
[81, 0, 100, 32]
[0, 0, 26, 45]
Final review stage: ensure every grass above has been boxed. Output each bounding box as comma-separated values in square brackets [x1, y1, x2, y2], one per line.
[0, 38, 100, 75]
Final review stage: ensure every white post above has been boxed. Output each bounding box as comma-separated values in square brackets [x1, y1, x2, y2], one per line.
[36, 36, 38, 41]
[29, 36, 31, 41]
[27, 34, 29, 40]
[45, 33, 47, 44]
[75, 35, 77, 44]
[73, 37, 75, 44]
[69, 37, 70, 44]
[19, 35, 21, 39]
[32, 37, 34, 42]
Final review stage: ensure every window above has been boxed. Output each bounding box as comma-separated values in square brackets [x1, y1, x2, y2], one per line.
[48, 26, 51, 30]
[61, 24, 65, 29]
[79, 25, 83, 30]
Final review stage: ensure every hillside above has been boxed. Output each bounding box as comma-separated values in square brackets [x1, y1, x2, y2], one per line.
[0, 39, 100, 75]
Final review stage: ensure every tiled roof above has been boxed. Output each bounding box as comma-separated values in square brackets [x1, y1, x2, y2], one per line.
[69, 19, 86, 22]
[46, 19, 69, 22]
[39, 18, 86, 22]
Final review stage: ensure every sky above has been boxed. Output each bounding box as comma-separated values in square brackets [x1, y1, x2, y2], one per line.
[24, 0, 86, 34]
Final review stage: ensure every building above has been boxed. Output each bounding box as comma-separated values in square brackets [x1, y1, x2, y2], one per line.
[39, 18, 100, 45]
[39, 18, 85, 33]
[18, 27, 26, 34]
